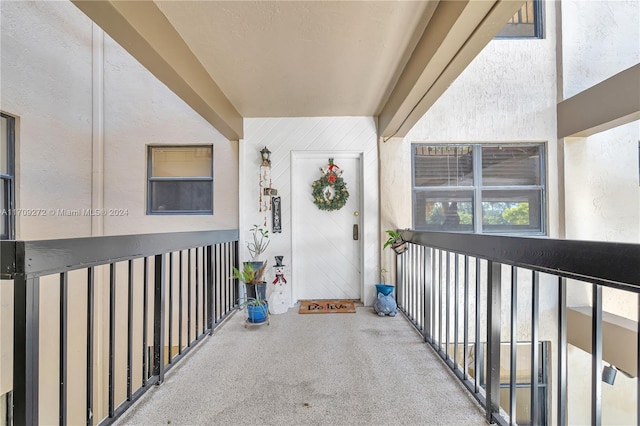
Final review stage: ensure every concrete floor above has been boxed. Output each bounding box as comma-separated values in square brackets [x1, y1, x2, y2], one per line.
[115, 305, 487, 426]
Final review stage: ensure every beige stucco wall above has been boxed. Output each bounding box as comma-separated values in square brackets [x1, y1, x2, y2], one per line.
[1, 1, 239, 423]
[0, 1, 238, 240]
[1, 0, 94, 239]
[101, 33, 238, 235]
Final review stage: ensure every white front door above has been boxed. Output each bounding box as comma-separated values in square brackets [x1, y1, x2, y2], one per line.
[291, 152, 362, 301]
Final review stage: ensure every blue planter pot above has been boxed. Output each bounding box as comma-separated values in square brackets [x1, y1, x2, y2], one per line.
[375, 284, 395, 296]
[247, 301, 269, 323]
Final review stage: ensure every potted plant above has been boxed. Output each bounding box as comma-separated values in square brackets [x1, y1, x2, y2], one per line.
[233, 262, 269, 323]
[247, 224, 270, 260]
[383, 230, 407, 255]
[375, 267, 395, 296]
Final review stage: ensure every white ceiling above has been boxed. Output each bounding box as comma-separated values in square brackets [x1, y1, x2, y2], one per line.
[72, 0, 525, 140]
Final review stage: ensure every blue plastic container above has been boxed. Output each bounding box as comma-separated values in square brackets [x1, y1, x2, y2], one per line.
[375, 284, 395, 296]
[247, 301, 269, 323]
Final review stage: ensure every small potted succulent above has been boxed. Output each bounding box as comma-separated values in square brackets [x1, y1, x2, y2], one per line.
[233, 262, 269, 323]
[383, 230, 407, 255]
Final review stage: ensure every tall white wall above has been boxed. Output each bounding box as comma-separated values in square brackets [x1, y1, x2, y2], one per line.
[561, 0, 639, 246]
[561, 1, 640, 424]
[241, 117, 379, 306]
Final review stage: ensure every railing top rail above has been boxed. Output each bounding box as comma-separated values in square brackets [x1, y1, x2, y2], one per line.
[401, 230, 640, 291]
[0, 229, 239, 278]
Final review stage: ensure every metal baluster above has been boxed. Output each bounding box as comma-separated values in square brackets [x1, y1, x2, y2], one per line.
[207, 245, 214, 334]
[127, 260, 133, 400]
[438, 249, 442, 349]
[59, 272, 68, 426]
[108, 263, 116, 418]
[486, 261, 502, 423]
[142, 258, 149, 386]
[509, 267, 517, 425]
[444, 252, 451, 361]
[13, 273, 40, 425]
[591, 283, 602, 426]
[531, 271, 540, 426]
[178, 251, 183, 355]
[168, 253, 173, 364]
[153, 254, 166, 384]
[463, 256, 469, 380]
[195, 248, 200, 338]
[454, 254, 459, 369]
[187, 249, 192, 346]
[86, 268, 94, 425]
[474, 259, 481, 394]
[558, 276, 567, 426]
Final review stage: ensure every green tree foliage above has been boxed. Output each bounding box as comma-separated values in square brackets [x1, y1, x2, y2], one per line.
[502, 203, 530, 225]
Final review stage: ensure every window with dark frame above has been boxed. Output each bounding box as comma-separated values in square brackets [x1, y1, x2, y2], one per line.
[0, 113, 15, 239]
[495, 0, 544, 39]
[412, 143, 546, 235]
[147, 145, 213, 215]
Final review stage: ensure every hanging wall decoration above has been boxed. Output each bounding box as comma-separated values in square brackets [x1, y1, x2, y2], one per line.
[272, 196, 282, 233]
[259, 146, 272, 212]
[311, 158, 349, 211]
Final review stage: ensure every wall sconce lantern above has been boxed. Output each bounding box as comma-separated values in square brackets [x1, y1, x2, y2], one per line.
[260, 146, 271, 167]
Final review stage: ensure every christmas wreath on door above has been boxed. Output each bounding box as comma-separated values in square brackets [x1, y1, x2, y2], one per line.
[311, 158, 349, 211]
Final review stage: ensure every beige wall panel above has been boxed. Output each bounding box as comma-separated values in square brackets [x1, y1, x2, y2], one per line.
[1, 1, 94, 239]
[102, 34, 238, 236]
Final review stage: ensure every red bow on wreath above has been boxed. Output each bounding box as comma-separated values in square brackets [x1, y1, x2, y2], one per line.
[327, 158, 340, 172]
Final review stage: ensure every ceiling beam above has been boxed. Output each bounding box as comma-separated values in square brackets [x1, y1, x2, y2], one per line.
[72, 0, 243, 140]
[378, 0, 525, 139]
[557, 64, 640, 138]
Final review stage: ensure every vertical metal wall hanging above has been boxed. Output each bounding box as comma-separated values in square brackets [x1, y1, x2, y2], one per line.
[272, 196, 282, 233]
[259, 146, 272, 212]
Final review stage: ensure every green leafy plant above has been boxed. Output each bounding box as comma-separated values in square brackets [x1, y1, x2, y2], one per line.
[232, 261, 267, 285]
[247, 224, 270, 259]
[383, 230, 403, 249]
[383, 229, 408, 255]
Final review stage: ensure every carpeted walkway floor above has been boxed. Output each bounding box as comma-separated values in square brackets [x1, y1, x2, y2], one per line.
[115, 306, 487, 425]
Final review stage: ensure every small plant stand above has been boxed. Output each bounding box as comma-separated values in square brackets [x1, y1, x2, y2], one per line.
[244, 313, 270, 328]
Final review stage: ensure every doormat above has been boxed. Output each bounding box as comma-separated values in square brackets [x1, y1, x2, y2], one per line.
[298, 300, 356, 314]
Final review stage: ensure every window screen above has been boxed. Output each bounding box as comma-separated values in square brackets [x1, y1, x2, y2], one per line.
[147, 146, 213, 214]
[412, 143, 545, 234]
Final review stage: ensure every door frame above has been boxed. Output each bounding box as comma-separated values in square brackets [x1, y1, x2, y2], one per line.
[290, 151, 365, 304]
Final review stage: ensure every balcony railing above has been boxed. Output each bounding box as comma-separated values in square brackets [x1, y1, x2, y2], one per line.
[396, 230, 640, 425]
[0, 230, 239, 425]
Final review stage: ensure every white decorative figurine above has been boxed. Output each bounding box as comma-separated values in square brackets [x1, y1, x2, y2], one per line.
[268, 256, 289, 314]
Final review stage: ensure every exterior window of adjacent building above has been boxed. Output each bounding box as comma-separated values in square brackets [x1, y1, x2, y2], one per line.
[495, 0, 544, 39]
[147, 145, 213, 215]
[0, 113, 15, 239]
[412, 143, 546, 234]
